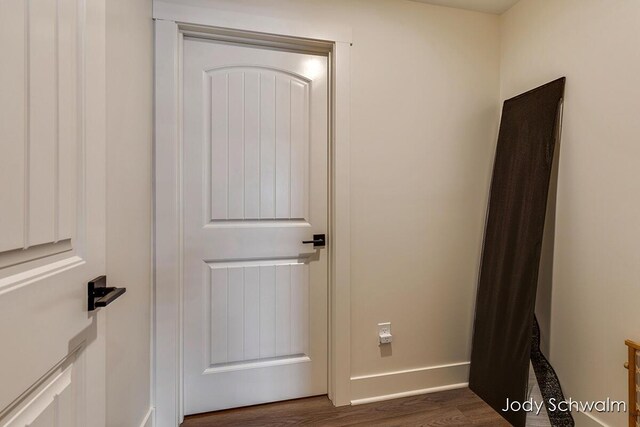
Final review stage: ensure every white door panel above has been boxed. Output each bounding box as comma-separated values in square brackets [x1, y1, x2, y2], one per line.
[183, 38, 328, 414]
[2, 359, 78, 427]
[0, 0, 106, 425]
[206, 67, 311, 221]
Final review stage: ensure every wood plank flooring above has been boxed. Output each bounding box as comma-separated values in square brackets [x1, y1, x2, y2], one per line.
[181, 387, 509, 426]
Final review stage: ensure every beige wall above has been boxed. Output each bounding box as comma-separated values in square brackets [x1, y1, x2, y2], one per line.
[346, 1, 498, 385]
[501, 1, 640, 425]
[179, 0, 501, 399]
[105, 0, 154, 425]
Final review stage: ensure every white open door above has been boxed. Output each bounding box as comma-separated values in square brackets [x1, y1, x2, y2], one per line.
[182, 37, 329, 414]
[0, 0, 107, 426]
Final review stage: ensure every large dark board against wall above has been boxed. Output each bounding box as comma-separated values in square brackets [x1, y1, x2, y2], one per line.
[469, 78, 565, 427]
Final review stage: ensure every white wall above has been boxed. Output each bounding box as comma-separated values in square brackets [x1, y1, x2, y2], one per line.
[501, 1, 640, 425]
[163, 0, 501, 401]
[105, 0, 154, 425]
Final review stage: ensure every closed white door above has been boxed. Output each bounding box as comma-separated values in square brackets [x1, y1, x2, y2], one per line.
[0, 0, 106, 426]
[182, 37, 329, 414]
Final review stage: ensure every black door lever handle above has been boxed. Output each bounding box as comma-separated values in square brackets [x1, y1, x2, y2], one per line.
[88, 276, 126, 311]
[302, 234, 326, 248]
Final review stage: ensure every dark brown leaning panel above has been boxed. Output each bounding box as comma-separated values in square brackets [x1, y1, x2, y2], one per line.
[469, 78, 566, 427]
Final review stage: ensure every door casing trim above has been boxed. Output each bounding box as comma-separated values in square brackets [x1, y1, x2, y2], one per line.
[153, 10, 351, 426]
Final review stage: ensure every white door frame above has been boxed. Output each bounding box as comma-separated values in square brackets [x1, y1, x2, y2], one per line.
[153, 4, 352, 425]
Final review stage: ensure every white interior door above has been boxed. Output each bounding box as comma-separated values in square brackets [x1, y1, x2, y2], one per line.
[0, 0, 106, 426]
[182, 37, 329, 414]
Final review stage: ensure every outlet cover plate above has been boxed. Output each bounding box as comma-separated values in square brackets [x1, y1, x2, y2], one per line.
[378, 322, 392, 344]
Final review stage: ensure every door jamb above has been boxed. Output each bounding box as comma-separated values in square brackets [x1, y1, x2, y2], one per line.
[154, 16, 351, 427]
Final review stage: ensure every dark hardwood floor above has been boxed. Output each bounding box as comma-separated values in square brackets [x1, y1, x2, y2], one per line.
[181, 387, 509, 426]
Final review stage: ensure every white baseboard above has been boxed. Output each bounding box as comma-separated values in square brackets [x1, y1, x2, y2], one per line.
[573, 411, 608, 427]
[139, 407, 154, 427]
[350, 361, 470, 405]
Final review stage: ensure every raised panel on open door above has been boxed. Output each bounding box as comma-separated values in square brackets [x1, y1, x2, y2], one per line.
[0, 0, 105, 425]
[0, 0, 78, 270]
[1, 352, 82, 427]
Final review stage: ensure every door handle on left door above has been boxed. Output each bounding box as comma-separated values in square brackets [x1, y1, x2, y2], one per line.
[88, 276, 126, 311]
[302, 234, 326, 248]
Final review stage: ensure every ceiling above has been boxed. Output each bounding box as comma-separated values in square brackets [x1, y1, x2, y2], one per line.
[409, 0, 521, 14]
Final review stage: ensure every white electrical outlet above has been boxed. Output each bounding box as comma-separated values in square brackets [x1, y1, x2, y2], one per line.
[378, 322, 392, 344]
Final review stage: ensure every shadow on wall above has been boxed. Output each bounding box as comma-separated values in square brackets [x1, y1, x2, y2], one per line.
[535, 102, 564, 358]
